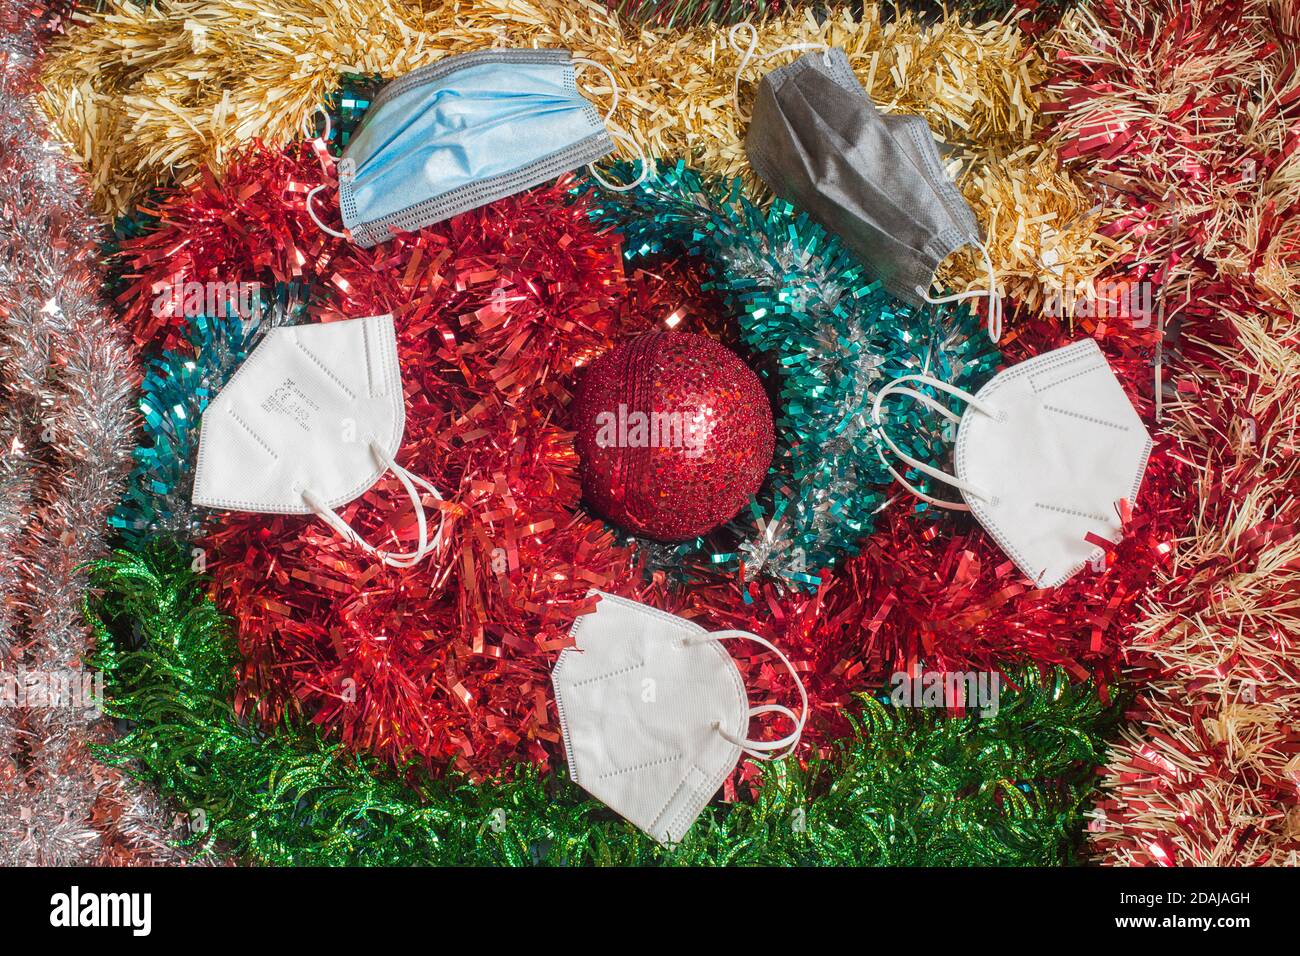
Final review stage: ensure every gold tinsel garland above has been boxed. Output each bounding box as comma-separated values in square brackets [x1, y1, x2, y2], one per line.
[39, 0, 1120, 309]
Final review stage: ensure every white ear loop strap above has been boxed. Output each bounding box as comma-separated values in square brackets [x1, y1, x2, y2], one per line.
[574, 57, 620, 119]
[302, 105, 353, 239]
[917, 242, 1003, 344]
[729, 21, 830, 122]
[301, 440, 447, 568]
[871, 373, 1001, 509]
[574, 57, 649, 192]
[684, 628, 808, 761]
[302, 105, 333, 143]
[306, 184, 349, 239]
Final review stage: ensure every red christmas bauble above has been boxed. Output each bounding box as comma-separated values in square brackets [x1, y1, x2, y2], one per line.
[573, 331, 774, 540]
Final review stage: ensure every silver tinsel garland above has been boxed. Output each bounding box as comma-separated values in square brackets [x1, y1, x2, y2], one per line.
[0, 2, 193, 865]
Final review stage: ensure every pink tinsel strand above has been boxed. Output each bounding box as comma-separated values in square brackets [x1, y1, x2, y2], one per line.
[1044, 0, 1300, 865]
[0, 0, 195, 865]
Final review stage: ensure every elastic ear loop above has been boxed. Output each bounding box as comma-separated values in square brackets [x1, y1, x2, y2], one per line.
[871, 373, 1001, 511]
[301, 440, 447, 568]
[306, 185, 350, 239]
[683, 628, 809, 761]
[301, 105, 333, 145]
[728, 20, 831, 122]
[301, 105, 352, 240]
[916, 242, 1003, 344]
[574, 57, 650, 192]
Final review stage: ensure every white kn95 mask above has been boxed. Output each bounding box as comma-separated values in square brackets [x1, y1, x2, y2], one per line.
[872, 338, 1153, 588]
[552, 590, 808, 844]
[192, 313, 445, 568]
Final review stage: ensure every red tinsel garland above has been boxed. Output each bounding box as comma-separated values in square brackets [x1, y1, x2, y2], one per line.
[199, 164, 644, 776]
[111, 125, 1200, 782]
[637, 317, 1196, 778]
[116, 146, 344, 352]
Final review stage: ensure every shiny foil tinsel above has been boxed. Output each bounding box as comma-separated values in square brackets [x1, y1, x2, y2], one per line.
[1045, 0, 1300, 866]
[110, 139, 1187, 786]
[585, 161, 1003, 587]
[39, 0, 1117, 311]
[177, 151, 644, 778]
[0, 0, 194, 866]
[48, 0, 1263, 867]
[110, 286, 307, 548]
[85, 543, 1124, 866]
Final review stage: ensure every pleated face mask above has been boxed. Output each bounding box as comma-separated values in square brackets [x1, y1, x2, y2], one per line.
[307, 49, 647, 247]
[552, 591, 807, 844]
[192, 314, 445, 568]
[872, 339, 1153, 588]
[733, 24, 1002, 341]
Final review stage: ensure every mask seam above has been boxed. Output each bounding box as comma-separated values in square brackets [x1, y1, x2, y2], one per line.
[226, 409, 278, 461]
[903, 118, 980, 240]
[551, 648, 582, 784]
[380, 312, 403, 458]
[598, 752, 682, 780]
[360, 318, 374, 399]
[1042, 404, 1132, 430]
[651, 764, 709, 842]
[569, 659, 645, 688]
[1031, 361, 1103, 394]
[1035, 501, 1111, 523]
[925, 226, 977, 280]
[294, 337, 359, 401]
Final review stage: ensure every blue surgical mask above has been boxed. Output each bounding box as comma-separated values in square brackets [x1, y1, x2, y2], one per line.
[308, 49, 647, 246]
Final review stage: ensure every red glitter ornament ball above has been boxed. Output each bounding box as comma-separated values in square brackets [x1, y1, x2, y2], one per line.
[573, 332, 774, 540]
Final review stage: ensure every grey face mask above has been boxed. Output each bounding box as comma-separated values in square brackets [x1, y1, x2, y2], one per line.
[744, 47, 1001, 341]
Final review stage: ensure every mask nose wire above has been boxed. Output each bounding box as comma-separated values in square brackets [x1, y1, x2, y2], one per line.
[916, 242, 1003, 344]
[574, 57, 650, 192]
[682, 628, 809, 762]
[299, 440, 448, 569]
[729, 20, 832, 123]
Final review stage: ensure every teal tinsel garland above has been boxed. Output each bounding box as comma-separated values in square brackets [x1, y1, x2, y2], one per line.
[583, 161, 1001, 587]
[85, 542, 1119, 866]
[109, 286, 307, 547]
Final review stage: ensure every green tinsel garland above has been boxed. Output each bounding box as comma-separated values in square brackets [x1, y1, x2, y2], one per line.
[85, 543, 1121, 866]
